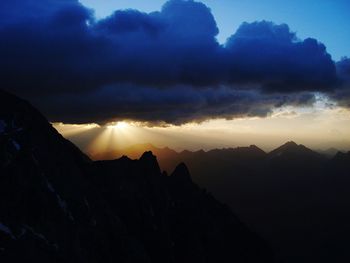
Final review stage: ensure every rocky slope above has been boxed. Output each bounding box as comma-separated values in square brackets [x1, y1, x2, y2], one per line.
[0, 89, 273, 262]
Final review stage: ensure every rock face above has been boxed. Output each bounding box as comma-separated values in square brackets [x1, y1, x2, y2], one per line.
[0, 90, 273, 262]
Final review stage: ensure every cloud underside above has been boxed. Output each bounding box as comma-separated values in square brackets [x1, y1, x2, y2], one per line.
[0, 0, 349, 125]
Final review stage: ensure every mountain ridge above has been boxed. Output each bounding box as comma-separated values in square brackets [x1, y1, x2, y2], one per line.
[92, 141, 350, 263]
[0, 90, 273, 262]
[91, 141, 333, 174]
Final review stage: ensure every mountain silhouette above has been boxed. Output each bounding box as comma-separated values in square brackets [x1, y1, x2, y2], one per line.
[267, 141, 324, 160]
[0, 89, 273, 262]
[103, 142, 350, 263]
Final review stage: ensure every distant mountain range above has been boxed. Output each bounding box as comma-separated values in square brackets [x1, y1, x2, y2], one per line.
[0, 90, 273, 262]
[91, 141, 348, 174]
[93, 142, 350, 263]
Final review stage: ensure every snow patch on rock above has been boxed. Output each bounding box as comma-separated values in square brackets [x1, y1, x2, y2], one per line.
[0, 222, 16, 239]
[46, 181, 74, 221]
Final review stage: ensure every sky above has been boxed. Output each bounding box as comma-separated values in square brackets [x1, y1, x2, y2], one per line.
[80, 0, 350, 60]
[1, 0, 350, 155]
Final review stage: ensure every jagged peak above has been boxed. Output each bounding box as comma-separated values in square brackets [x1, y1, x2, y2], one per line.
[268, 141, 322, 160]
[272, 141, 302, 152]
[140, 151, 156, 160]
[139, 151, 161, 174]
[171, 162, 192, 182]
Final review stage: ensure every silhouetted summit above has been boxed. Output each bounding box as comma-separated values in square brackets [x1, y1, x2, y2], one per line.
[266, 141, 325, 170]
[139, 150, 162, 175]
[171, 162, 191, 178]
[108, 142, 350, 263]
[0, 90, 273, 263]
[169, 162, 193, 187]
[268, 141, 317, 157]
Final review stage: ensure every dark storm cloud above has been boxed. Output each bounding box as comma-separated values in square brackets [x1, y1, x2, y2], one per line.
[225, 21, 337, 92]
[330, 58, 350, 108]
[32, 85, 316, 125]
[0, 0, 345, 124]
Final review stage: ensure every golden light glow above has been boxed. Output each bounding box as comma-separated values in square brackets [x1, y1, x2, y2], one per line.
[107, 121, 129, 130]
[53, 102, 350, 160]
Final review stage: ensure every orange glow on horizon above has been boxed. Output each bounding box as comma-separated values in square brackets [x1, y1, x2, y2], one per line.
[52, 105, 350, 159]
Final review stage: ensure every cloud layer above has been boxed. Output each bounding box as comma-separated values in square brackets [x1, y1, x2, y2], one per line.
[332, 58, 350, 108]
[0, 0, 347, 124]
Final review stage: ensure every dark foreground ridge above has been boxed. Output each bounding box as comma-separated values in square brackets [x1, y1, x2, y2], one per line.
[92, 137, 350, 262]
[0, 89, 273, 262]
